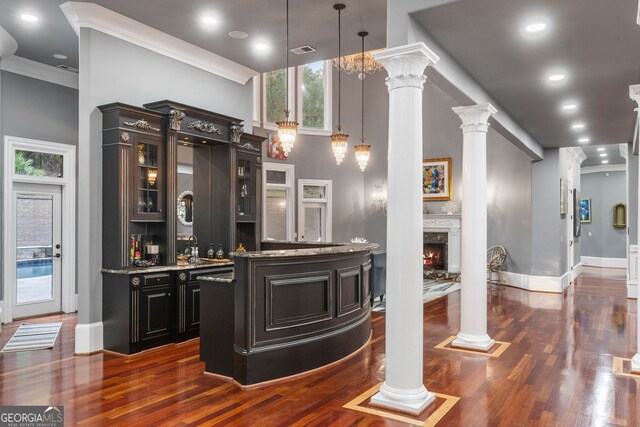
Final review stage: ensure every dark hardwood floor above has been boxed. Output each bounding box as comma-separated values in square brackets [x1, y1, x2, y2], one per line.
[0, 267, 637, 426]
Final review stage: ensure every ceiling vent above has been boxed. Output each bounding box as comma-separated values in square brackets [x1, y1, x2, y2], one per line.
[290, 45, 316, 55]
[57, 64, 79, 74]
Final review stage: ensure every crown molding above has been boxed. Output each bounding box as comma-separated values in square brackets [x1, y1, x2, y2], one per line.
[620, 143, 628, 160]
[0, 55, 79, 89]
[0, 25, 18, 58]
[59, 2, 257, 85]
[565, 146, 587, 165]
[580, 164, 626, 174]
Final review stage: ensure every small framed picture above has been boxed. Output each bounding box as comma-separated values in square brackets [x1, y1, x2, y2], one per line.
[423, 158, 452, 201]
[267, 133, 287, 160]
[579, 198, 591, 223]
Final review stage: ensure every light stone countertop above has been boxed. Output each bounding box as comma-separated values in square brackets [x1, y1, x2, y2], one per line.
[230, 242, 378, 259]
[101, 261, 234, 275]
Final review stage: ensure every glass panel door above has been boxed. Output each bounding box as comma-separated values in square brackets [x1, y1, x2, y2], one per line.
[300, 203, 326, 242]
[13, 183, 62, 318]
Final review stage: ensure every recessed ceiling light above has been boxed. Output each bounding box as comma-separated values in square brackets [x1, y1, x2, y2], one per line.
[547, 72, 566, 82]
[599, 153, 608, 157]
[202, 16, 218, 25]
[602, 160, 609, 164]
[578, 137, 590, 144]
[571, 122, 585, 130]
[254, 41, 270, 51]
[597, 147, 605, 151]
[524, 22, 547, 33]
[20, 13, 38, 23]
[561, 102, 578, 111]
[53, 54, 67, 60]
[229, 30, 248, 39]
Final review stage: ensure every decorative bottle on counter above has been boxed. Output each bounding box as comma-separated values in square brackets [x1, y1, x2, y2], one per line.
[207, 244, 215, 259]
[215, 244, 225, 259]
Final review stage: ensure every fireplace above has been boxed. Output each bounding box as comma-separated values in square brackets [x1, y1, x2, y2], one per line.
[424, 232, 448, 271]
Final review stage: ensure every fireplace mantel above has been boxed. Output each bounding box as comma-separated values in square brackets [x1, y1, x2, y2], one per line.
[424, 214, 461, 273]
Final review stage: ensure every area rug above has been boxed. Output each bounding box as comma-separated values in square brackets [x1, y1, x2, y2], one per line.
[372, 280, 460, 313]
[1, 322, 62, 352]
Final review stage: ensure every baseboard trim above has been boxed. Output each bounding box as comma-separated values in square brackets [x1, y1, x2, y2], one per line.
[581, 256, 627, 269]
[75, 322, 103, 354]
[628, 282, 637, 299]
[502, 271, 571, 294]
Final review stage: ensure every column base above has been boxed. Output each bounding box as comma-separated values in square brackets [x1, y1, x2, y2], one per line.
[631, 353, 640, 373]
[370, 382, 435, 415]
[451, 332, 494, 352]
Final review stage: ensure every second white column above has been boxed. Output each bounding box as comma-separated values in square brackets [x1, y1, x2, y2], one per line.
[451, 103, 496, 352]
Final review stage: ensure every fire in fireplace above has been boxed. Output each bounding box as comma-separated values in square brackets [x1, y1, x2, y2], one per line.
[423, 232, 448, 271]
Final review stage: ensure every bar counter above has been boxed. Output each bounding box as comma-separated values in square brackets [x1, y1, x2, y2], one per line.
[198, 241, 377, 386]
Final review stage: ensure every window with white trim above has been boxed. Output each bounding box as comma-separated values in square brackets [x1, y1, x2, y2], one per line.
[263, 162, 295, 241]
[255, 61, 332, 135]
[298, 179, 332, 242]
[297, 61, 332, 135]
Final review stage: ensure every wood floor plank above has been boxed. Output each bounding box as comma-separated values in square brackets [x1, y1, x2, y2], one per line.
[0, 266, 637, 426]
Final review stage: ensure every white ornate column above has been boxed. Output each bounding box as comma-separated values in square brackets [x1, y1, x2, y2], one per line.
[628, 85, 640, 373]
[370, 43, 439, 415]
[451, 103, 496, 352]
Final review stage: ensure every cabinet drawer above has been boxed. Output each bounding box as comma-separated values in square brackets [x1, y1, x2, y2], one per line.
[188, 267, 233, 282]
[142, 273, 171, 286]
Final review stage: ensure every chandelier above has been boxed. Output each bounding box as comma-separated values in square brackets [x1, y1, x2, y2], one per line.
[332, 50, 382, 80]
[330, 3, 349, 165]
[354, 31, 371, 172]
[276, 0, 298, 155]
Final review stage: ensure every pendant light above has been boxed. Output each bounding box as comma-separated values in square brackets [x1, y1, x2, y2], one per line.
[330, 3, 349, 165]
[354, 31, 371, 172]
[276, 0, 298, 155]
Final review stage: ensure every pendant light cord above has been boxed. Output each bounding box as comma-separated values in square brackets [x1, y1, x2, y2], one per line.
[285, 0, 289, 117]
[361, 34, 364, 141]
[338, 6, 341, 128]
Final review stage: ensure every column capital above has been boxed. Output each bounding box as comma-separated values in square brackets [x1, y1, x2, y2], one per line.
[452, 103, 497, 133]
[372, 42, 440, 91]
[629, 84, 640, 110]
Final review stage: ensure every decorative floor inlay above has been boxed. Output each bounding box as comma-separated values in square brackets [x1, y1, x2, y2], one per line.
[343, 383, 459, 426]
[612, 357, 640, 378]
[434, 335, 511, 358]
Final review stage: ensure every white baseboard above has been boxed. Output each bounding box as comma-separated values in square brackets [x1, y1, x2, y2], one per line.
[75, 322, 103, 354]
[628, 282, 638, 299]
[502, 271, 571, 294]
[581, 256, 627, 269]
[572, 262, 583, 282]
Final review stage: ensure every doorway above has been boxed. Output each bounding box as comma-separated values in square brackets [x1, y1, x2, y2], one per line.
[3, 136, 76, 323]
[12, 183, 62, 318]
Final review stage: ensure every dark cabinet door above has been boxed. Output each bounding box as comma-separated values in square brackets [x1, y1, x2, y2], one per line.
[139, 283, 173, 342]
[131, 134, 165, 222]
[185, 282, 200, 331]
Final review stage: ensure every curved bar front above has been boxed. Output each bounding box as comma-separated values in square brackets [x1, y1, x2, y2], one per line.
[198, 243, 376, 386]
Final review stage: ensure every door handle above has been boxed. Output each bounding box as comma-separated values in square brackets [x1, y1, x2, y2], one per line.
[54, 253, 61, 258]
[55, 244, 61, 249]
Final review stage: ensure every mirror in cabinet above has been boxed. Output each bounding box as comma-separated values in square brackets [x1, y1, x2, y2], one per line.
[176, 144, 195, 256]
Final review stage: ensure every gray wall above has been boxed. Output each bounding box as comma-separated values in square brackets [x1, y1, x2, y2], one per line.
[78, 29, 253, 325]
[531, 149, 562, 276]
[628, 146, 637, 247]
[580, 171, 627, 258]
[487, 129, 533, 274]
[256, 67, 368, 243]
[0, 70, 78, 301]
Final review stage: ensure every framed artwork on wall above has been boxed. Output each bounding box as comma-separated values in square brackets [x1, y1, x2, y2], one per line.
[267, 133, 287, 160]
[560, 178, 568, 215]
[423, 157, 452, 201]
[579, 198, 591, 223]
[573, 189, 581, 237]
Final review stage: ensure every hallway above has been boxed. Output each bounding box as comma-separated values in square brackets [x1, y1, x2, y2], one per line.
[0, 267, 637, 426]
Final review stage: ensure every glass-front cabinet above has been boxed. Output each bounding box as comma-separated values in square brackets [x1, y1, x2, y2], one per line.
[236, 153, 256, 222]
[132, 137, 164, 221]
